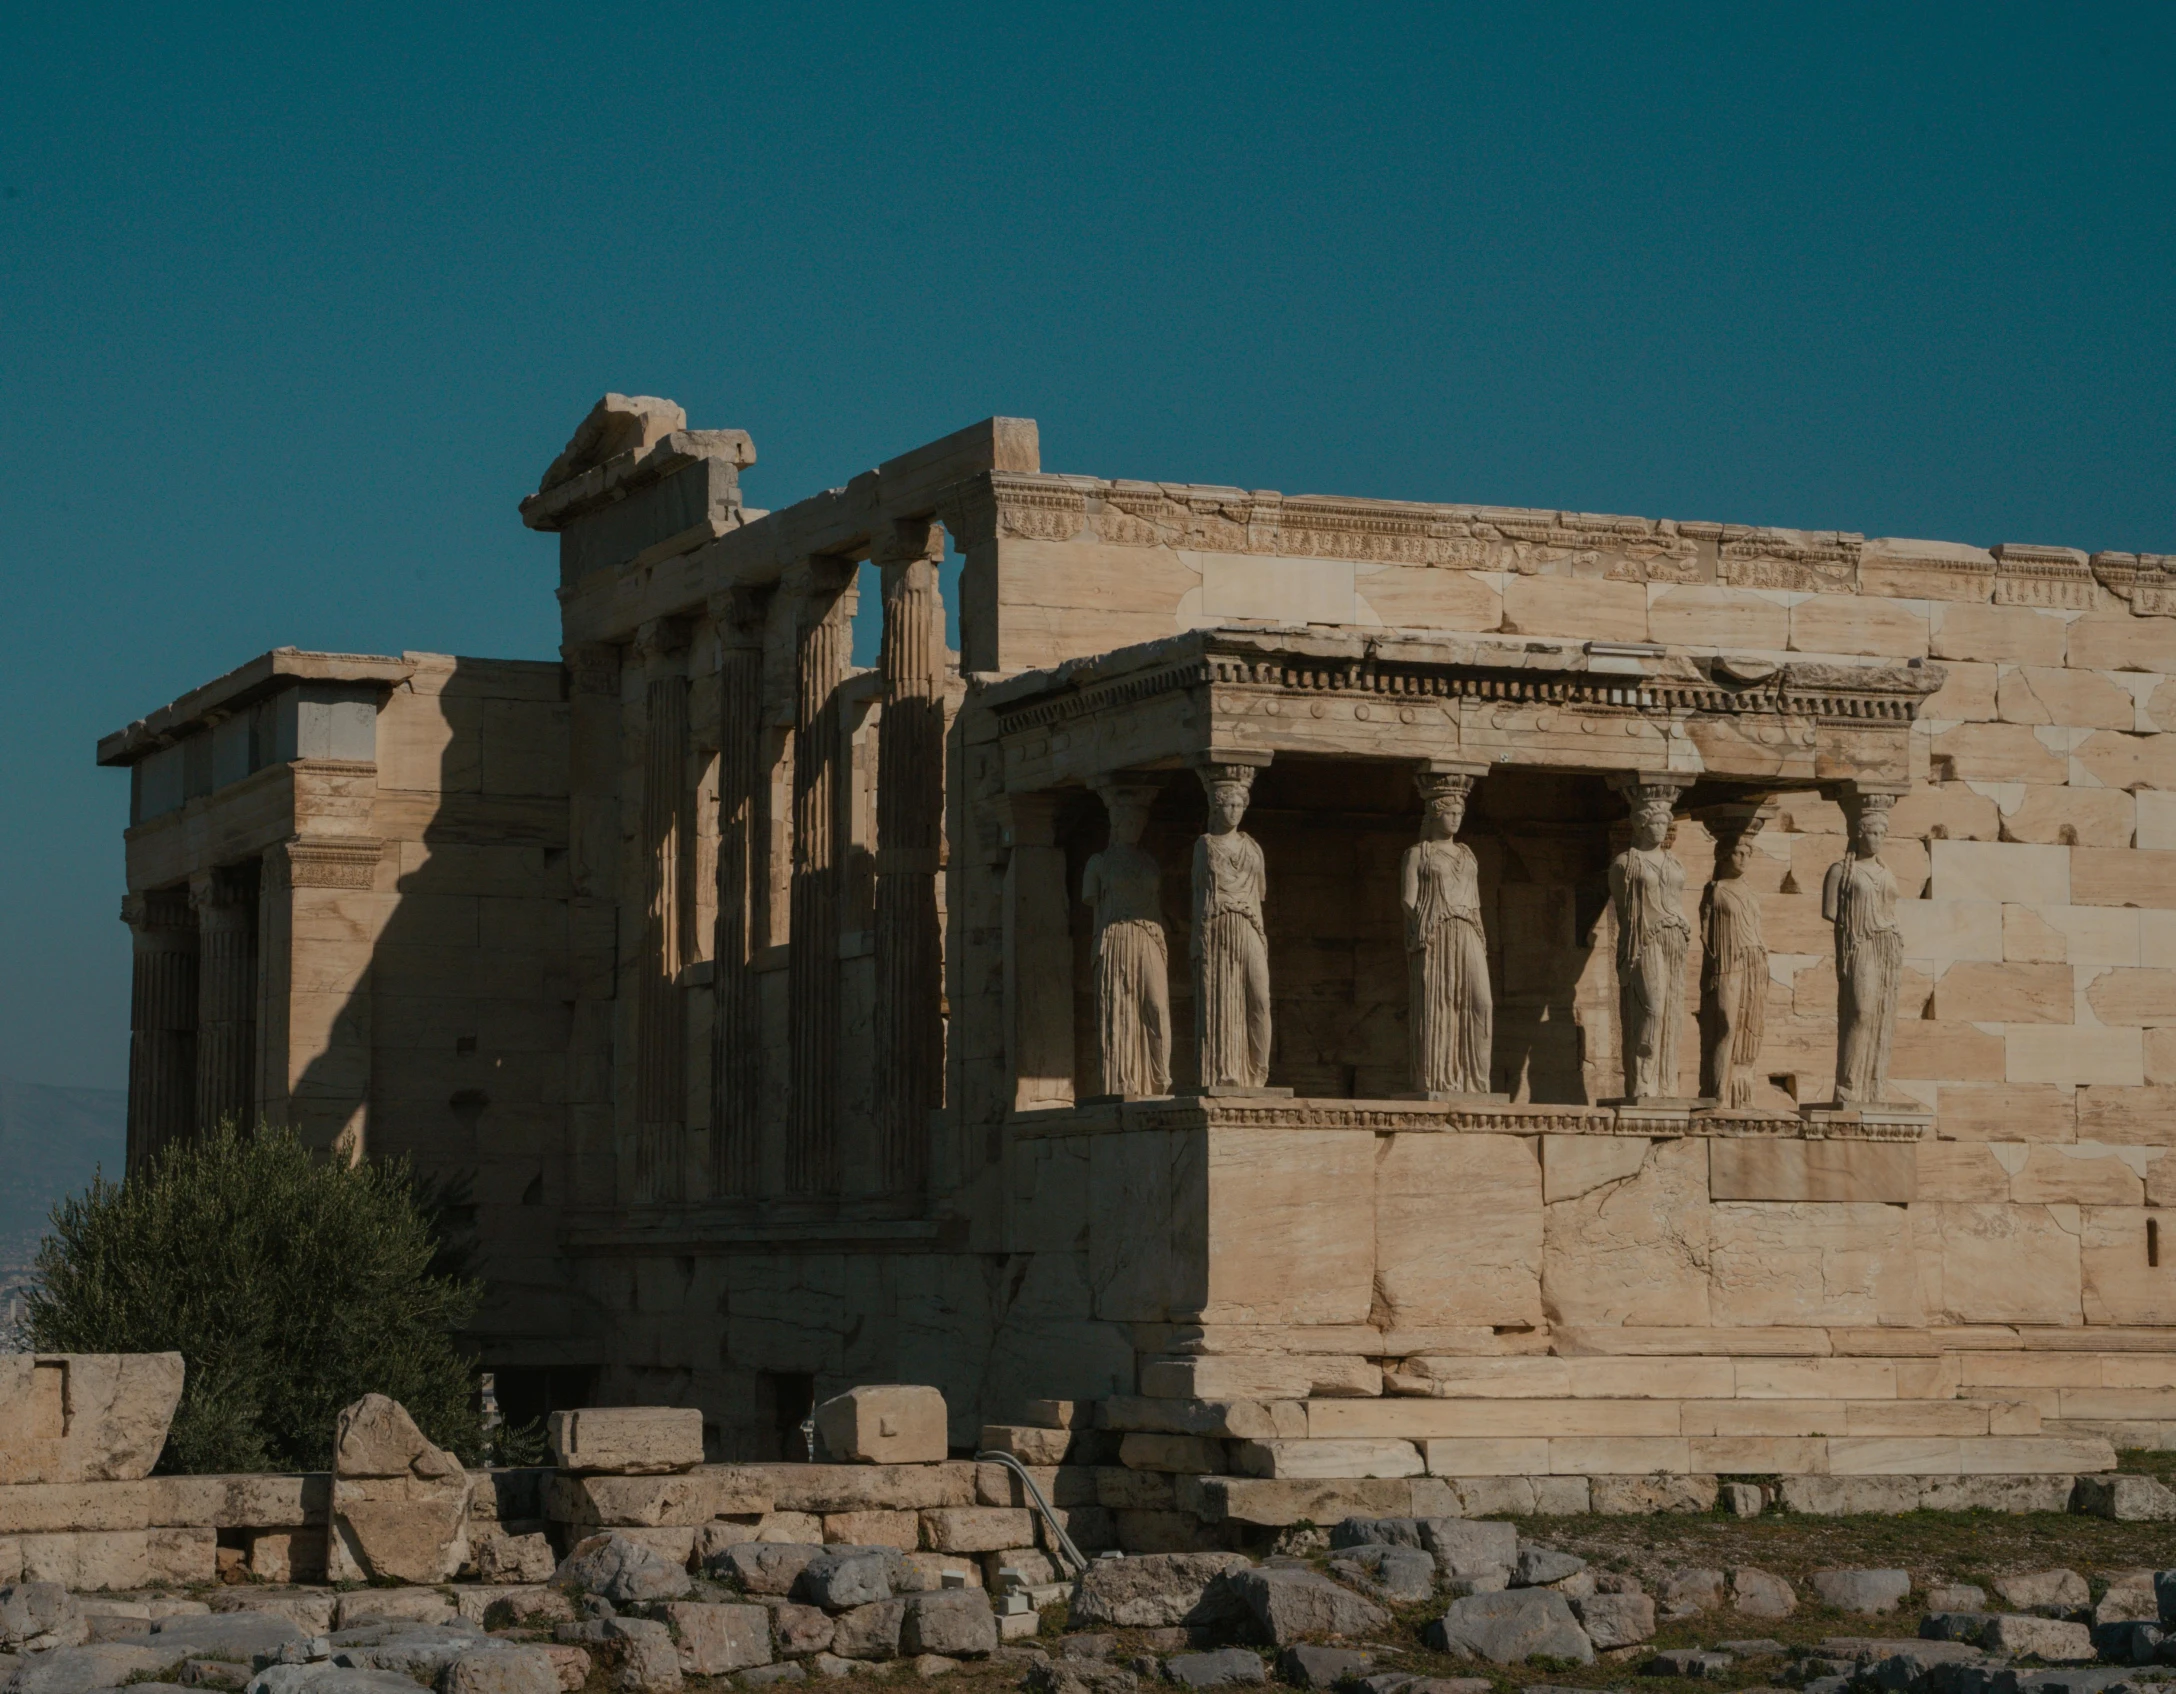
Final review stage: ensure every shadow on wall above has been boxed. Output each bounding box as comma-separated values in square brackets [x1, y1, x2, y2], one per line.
[1051, 758, 1614, 1103]
[286, 656, 602, 1431]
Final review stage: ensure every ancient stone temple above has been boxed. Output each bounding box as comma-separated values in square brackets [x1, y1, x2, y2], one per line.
[100, 395, 2176, 1504]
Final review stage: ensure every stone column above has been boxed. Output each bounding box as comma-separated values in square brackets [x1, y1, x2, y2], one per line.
[1605, 772, 1695, 1104]
[1822, 781, 1908, 1111]
[1192, 756, 1274, 1093]
[709, 588, 767, 1198]
[192, 863, 259, 1133]
[1697, 802, 1772, 1111]
[635, 620, 691, 1203]
[123, 888, 197, 1171]
[786, 557, 858, 1195]
[873, 519, 948, 1194]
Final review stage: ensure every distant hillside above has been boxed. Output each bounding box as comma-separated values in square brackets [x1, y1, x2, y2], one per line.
[0, 1077, 125, 1286]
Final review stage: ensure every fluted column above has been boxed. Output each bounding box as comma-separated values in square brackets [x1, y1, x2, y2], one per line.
[786, 557, 857, 1195]
[124, 889, 197, 1171]
[873, 519, 948, 1195]
[710, 588, 768, 1197]
[635, 620, 691, 1203]
[192, 864, 259, 1133]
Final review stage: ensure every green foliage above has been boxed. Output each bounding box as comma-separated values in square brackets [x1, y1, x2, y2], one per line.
[25, 1122, 484, 1474]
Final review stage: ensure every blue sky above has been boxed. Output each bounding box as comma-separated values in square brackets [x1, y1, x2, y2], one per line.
[1, 3, 2170, 1090]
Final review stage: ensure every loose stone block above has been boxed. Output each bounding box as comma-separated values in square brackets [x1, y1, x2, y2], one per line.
[916, 1507, 1034, 1554]
[1117, 1434, 1226, 1473]
[1229, 1440, 1422, 1480]
[1424, 1589, 1592, 1664]
[545, 1469, 772, 1527]
[814, 1388, 948, 1466]
[0, 1356, 184, 1486]
[548, 1408, 703, 1475]
[1069, 1551, 1253, 1628]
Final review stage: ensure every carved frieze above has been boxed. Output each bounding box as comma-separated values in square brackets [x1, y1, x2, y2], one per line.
[1990, 543, 2098, 610]
[1011, 1096, 1927, 1141]
[284, 837, 382, 889]
[964, 473, 1710, 582]
[2092, 551, 2176, 617]
[1713, 526, 1864, 593]
[991, 645, 1944, 739]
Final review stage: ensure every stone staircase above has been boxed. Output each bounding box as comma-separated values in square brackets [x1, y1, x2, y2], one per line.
[1091, 1347, 2149, 1485]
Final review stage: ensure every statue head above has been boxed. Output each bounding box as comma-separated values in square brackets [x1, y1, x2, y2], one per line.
[1421, 792, 1467, 841]
[1206, 781, 1250, 835]
[1630, 798, 1673, 852]
[1097, 781, 1156, 848]
[1107, 797, 1150, 846]
[1413, 768, 1478, 843]
[1841, 789, 1896, 860]
[1719, 832, 1756, 879]
[1196, 762, 1258, 836]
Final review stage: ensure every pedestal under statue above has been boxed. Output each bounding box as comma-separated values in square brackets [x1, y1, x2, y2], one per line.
[1608, 777, 1693, 1103]
[1403, 768, 1492, 1096]
[1192, 761, 1272, 1091]
[1084, 781, 1171, 1098]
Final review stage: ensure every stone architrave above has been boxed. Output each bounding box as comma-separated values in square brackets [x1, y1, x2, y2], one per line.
[1402, 766, 1492, 1096]
[1698, 804, 1772, 1110]
[1824, 786, 1907, 1107]
[1084, 779, 1171, 1098]
[1191, 759, 1272, 1092]
[328, 1393, 475, 1584]
[1607, 776, 1694, 1102]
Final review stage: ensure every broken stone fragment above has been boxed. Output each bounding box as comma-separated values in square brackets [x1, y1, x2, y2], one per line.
[1424, 1589, 1593, 1665]
[554, 1532, 692, 1605]
[1569, 1592, 1655, 1649]
[1729, 1567, 1796, 1619]
[1067, 1552, 1254, 1630]
[326, 1396, 473, 1586]
[1810, 1569, 1911, 1614]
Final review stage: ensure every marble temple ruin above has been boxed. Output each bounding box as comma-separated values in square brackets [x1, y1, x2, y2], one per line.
[93, 395, 2176, 1515]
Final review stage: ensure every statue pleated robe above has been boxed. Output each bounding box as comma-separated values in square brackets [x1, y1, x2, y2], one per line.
[1192, 829, 1271, 1089]
[1084, 842, 1171, 1097]
[1610, 843, 1692, 1099]
[1700, 874, 1767, 1108]
[1404, 837, 1492, 1094]
[1829, 850, 1903, 1104]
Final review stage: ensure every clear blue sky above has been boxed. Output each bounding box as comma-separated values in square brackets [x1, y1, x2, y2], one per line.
[2, 3, 2170, 1091]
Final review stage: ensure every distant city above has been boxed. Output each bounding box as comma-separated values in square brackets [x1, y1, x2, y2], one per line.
[0, 1076, 125, 1348]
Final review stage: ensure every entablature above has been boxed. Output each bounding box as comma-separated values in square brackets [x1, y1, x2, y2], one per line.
[982, 627, 1945, 797]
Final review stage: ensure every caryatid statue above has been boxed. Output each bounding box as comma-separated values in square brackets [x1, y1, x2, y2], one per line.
[1083, 780, 1171, 1098]
[1192, 760, 1271, 1091]
[1825, 786, 1906, 1107]
[1699, 804, 1772, 1110]
[1607, 776, 1694, 1102]
[1403, 767, 1492, 1096]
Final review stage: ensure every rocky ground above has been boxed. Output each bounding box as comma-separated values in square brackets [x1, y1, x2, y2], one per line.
[1, 1511, 2173, 1694]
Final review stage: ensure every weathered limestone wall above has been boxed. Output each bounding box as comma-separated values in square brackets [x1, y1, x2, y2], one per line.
[107, 653, 575, 1402]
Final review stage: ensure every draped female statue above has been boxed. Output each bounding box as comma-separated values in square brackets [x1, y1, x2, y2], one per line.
[1083, 782, 1171, 1097]
[1699, 806, 1770, 1109]
[1192, 761, 1271, 1090]
[1403, 769, 1492, 1095]
[1608, 778, 1693, 1101]
[1825, 789, 1905, 1105]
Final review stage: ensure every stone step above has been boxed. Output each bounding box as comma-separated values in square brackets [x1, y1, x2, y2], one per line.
[1304, 1395, 2042, 1440]
[1218, 1431, 2114, 1479]
[1387, 1353, 1943, 1400]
